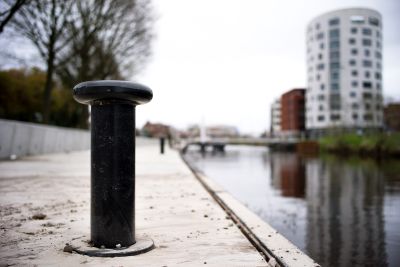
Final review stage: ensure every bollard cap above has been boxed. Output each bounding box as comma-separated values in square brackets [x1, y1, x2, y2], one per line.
[73, 80, 153, 105]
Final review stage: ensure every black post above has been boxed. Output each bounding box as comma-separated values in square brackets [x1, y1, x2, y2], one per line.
[160, 137, 165, 154]
[72, 80, 153, 254]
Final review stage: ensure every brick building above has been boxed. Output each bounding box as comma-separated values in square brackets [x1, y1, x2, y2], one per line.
[384, 103, 400, 132]
[281, 88, 306, 135]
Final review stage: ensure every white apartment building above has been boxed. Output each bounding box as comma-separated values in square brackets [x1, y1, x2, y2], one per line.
[306, 8, 383, 133]
[270, 99, 281, 136]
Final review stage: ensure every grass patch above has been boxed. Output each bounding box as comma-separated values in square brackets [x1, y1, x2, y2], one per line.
[318, 133, 400, 156]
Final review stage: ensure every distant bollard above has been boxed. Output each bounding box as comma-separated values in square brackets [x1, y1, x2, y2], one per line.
[70, 80, 154, 257]
[160, 137, 165, 154]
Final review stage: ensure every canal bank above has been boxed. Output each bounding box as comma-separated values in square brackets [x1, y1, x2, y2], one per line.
[183, 145, 400, 267]
[181, 154, 318, 267]
[0, 138, 318, 266]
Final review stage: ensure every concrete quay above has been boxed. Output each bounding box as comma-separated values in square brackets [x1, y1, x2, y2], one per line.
[0, 138, 318, 266]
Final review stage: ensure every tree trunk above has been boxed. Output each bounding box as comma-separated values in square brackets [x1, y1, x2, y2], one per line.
[42, 52, 54, 124]
[42, 0, 57, 124]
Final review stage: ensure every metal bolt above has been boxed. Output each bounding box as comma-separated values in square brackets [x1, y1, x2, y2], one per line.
[73, 80, 152, 249]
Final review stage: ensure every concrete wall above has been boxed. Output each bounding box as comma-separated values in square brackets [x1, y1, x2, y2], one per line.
[0, 119, 90, 159]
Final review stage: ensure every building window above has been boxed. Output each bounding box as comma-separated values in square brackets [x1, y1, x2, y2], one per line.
[363, 81, 372, 89]
[352, 70, 358, 77]
[351, 48, 358, 55]
[376, 104, 381, 110]
[318, 53, 323, 60]
[316, 23, 320, 30]
[375, 72, 381, 80]
[317, 63, 324, 70]
[329, 29, 340, 38]
[362, 28, 372, 35]
[319, 105, 324, 111]
[362, 39, 372, 46]
[350, 92, 356, 97]
[331, 114, 341, 120]
[331, 83, 340, 90]
[363, 92, 372, 99]
[329, 18, 340, 26]
[376, 62, 381, 69]
[349, 38, 356, 44]
[365, 103, 371, 110]
[377, 41, 381, 48]
[316, 74, 320, 80]
[351, 16, 365, 24]
[321, 84, 325, 90]
[351, 81, 358, 87]
[365, 71, 370, 78]
[349, 59, 356, 66]
[330, 40, 340, 48]
[375, 51, 381, 59]
[377, 82, 381, 90]
[351, 27, 358, 34]
[363, 60, 372, 67]
[352, 103, 359, 109]
[352, 113, 358, 120]
[364, 114, 373, 121]
[316, 32, 324, 40]
[369, 17, 379, 26]
[376, 30, 380, 38]
[330, 62, 340, 69]
[330, 51, 339, 59]
[318, 95, 325, 101]
[364, 49, 370, 57]
[320, 43, 324, 49]
[331, 72, 339, 80]
[317, 115, 325, 121]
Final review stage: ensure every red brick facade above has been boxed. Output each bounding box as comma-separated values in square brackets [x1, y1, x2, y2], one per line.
[280, 88, 306, 131]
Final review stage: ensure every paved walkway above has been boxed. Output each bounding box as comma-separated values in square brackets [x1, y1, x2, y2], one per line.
[0, 138, 267, 266]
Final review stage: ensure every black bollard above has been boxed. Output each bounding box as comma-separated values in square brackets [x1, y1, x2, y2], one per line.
[71, 80, 154, 257]
[160, 137, 165, 154]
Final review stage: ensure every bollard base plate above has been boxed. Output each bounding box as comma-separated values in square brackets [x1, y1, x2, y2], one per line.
[68, 236, 155, 257]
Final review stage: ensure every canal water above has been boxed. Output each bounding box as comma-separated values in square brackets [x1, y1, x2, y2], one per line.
[183, 145, 400, 267]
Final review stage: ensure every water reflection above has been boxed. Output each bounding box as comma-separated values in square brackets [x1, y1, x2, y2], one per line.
[184, 146, 400, 267]
[269, 153, 306, 198]
[305, 156, 387, 266]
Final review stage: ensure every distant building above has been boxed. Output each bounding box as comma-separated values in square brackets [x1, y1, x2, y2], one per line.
[186, 124, 239, 139]
[142, 121, 169, 137]
[306, 8, 383, 134]
[281, 88, 306, 136]
[206, 125, 239, 138]
[384, 103, 400, 132]
[270, 99, 281, 137]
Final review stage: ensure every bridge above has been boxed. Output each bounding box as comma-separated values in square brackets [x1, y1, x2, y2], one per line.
[181, 137, 300, 153]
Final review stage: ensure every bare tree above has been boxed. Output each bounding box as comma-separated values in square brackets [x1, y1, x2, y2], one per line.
[9, 0, 74, 123]
[57, 0, 154, 127]
[58, 0, 153, 83]
[0, 0, 26, 34]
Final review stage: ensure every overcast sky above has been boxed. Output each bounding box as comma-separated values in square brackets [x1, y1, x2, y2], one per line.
[135, 0, 400, 135]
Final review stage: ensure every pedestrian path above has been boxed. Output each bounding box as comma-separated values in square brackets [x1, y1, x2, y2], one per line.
[0, 138, 267, 266]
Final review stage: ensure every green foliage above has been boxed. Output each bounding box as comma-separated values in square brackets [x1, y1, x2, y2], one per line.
[0, 67, 84, 128]
[319, 133, 400, 156]
[0, 67, 44, 122]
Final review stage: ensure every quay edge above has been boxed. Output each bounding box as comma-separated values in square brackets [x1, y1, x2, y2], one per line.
[181, 153, 320, 267]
